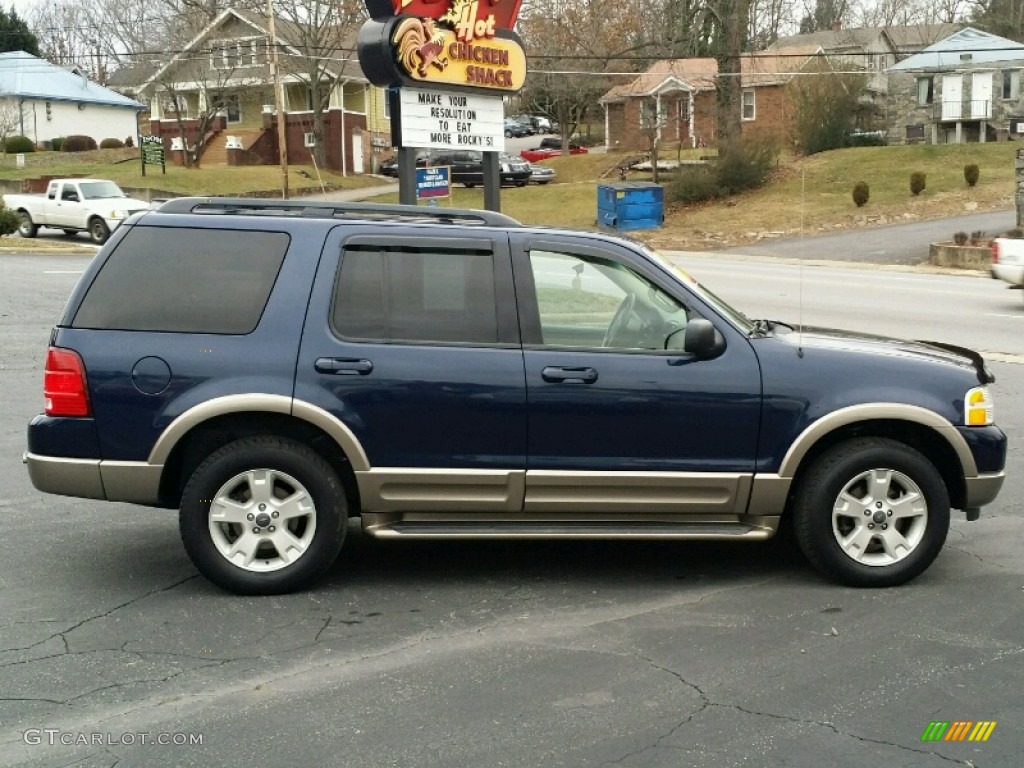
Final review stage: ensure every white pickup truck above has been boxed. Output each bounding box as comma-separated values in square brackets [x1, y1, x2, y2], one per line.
[990, 234, 1024, 296]
[4, 179, 150, 244]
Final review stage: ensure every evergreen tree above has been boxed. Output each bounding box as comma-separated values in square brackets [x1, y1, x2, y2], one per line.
[0, 7, 41, 56]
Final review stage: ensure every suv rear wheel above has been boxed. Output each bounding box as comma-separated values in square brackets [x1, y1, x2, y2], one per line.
[179, 436, 347, 594]
[792, 437, 950, 588]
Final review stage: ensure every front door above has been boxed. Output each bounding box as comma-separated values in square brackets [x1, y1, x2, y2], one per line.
[510, 234, 762, 513]
[943, 74, 962, 121]
[972, 72, 993, 118]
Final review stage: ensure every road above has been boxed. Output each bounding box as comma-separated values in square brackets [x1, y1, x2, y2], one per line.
[668, 251, 1024, 359]
[726, 210, 1016, 264]
[1, 251, 1020, 768]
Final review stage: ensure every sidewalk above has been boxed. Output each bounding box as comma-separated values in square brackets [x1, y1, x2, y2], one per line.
[297, 179, 398, 202]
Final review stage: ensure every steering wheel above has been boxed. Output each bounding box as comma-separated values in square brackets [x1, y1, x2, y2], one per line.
[603, 293, 636, 347]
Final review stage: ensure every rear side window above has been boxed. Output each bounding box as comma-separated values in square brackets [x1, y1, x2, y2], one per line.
[72, 228, 288, 334]
[332, 246, 498, 344]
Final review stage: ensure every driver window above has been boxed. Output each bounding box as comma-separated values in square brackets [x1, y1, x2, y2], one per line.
[529, 249, 687, 350]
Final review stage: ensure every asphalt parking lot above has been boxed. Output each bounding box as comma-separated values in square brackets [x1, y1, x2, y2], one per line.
[1, 251, 1021, 767]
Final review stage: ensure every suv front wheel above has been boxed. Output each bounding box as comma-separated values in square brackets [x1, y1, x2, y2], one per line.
[792, 437, 950, 588]
[179, 436, 347, 594]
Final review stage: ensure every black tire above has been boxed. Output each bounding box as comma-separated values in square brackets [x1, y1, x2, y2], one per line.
[537, 180, 550, 185]
[179, 436, 347, 595]
[464, 183, 476, 188]
[89, 217, 110, 244]
[504, 130, 512, 138]
[515, 181, 528, 187]
[792, 437, 950, 587]
[17, 211, 37, 238]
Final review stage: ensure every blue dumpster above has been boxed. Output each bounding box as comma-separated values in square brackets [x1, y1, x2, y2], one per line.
[597, 182, 664, 231]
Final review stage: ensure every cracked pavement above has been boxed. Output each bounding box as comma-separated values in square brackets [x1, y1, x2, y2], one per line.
[1, 252, 1022, 767]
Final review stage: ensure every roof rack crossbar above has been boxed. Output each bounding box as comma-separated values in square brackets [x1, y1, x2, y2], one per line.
[155, 197, 520, 226]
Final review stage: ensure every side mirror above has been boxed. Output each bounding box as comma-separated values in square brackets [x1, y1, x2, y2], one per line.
[682, 318, 724, 359]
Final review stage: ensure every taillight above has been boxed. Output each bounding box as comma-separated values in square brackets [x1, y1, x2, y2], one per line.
[44, 347, 91, 417]
[991, 240, 1000, 264]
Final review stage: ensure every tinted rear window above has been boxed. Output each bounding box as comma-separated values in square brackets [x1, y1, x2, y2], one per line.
[332, 246, 498, 344]
[72, 227, 288, 334]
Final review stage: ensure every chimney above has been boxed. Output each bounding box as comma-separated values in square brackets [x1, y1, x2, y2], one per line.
[832, 20, 841, 32]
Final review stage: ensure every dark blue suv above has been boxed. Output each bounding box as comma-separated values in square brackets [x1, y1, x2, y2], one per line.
[25, 198, 1007, 594]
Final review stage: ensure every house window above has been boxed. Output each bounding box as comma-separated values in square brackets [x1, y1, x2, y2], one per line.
[741, 89, 755, 120]
[905, 124, 925, 141]
[916, 76, 934, 106]
[678, 99, 689, 121]
[383, 92, 390, 119]
[640, 99, 659, 126]
[1003, 70, 1020, 99]
[304, 132, 316, 148]
[220, 93, 241, 122]
[162, 94, 187, 116]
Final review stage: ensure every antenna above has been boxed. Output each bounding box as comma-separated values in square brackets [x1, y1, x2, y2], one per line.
[798, 161, 805, 358]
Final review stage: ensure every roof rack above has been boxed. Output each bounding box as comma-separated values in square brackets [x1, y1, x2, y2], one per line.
[155, 197, 520, 227]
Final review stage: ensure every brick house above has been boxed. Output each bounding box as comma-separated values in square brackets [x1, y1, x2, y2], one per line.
[599, 46, 823, 152]
[887, 27, 1024, 145]
[126, 7, 392, 173]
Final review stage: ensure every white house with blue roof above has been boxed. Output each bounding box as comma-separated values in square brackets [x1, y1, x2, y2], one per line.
[0, 51, 144, 147]
[887, 27, 1024, 144]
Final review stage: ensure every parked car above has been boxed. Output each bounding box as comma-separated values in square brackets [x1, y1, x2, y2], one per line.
[378, 155, 399, 177]
[527, 162, 556, 185]
[508, 114, 536, 135]
[520, 137, 589, 163]
[24, 197, 1006, 594]
[425, 150, 532, 187]
[4, 179, 151, 244]
[990, 235, 1024, 295]
[504, 119, 530, 138]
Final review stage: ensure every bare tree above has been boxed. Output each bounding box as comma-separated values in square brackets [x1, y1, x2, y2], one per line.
[273, 0, 366, 168]
[157, 51, 238, 167]
[0, 96, 25, 153]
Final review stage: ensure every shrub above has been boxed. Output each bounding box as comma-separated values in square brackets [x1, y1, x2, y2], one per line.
[1004, 227, 1024, 239]
[3, 135, 35, 153]
[124, 135, 134, 148]
[713, 137, 778, 196]
[953, 231, 968, 245]
[969, 230, 986, 246]
[50, 136, 64, 151]
[851, 181, 869, 207]
[0, 204, 19, 236]
[99, 137, 124, 149]
[909, 171, 926, 196]
[964, 163, 980, 187]
[668, 165, 717, 203]
[61, 135, 98, 152]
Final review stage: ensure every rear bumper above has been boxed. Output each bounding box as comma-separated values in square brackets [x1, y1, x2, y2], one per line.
[24, 452, 163, 504]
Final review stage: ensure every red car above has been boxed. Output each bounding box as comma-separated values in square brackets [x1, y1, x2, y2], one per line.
[520, 138, 588, 163]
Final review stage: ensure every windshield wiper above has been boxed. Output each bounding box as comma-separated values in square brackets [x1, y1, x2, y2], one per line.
[748, 319, 793, 337]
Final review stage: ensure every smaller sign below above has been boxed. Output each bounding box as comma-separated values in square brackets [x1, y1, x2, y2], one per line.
[400, 87, 504, 152]
[416, 165, 451, 200]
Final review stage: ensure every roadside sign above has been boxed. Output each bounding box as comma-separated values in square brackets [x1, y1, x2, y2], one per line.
[399, 88, 504, 152]
[416, 166, 451, 201]
[140, 135, 166, 176]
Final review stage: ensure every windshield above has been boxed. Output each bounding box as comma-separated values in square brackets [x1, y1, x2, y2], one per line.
[641, 245, 755, 333]
[78, 181, 126, 200]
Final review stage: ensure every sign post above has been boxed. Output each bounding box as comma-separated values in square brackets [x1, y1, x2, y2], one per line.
[140, 136, 166, 176]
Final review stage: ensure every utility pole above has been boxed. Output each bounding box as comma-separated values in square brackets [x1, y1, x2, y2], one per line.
[267, 0, 289, 198]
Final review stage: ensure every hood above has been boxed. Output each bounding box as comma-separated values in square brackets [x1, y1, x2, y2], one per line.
[772, 325, 994, 384]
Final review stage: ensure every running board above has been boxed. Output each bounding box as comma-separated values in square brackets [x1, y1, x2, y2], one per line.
[361, 516, 777, 540]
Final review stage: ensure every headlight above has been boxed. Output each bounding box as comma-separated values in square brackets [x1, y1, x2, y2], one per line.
[108, 210, 127, 219]
[500, 164, 510, 173]
[965, 386, 994, 426]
